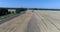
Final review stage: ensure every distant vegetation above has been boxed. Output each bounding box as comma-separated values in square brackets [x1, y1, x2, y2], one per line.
[0, 8, 27, 16]
[0, 8, 60, 16]
[28, 8, 60, 10]
[0, 8, 8, 16]
[16, 8, 27, 13]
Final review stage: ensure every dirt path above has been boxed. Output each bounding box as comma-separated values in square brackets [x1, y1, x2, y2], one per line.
[25, 14, 40, 32]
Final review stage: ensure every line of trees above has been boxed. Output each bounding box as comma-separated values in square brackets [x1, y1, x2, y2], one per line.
[0, 8, 8, 16]
[1, 8, 60, 16]
[16, 8, 27, 13]
[28, 8, 60, 10]
[0, 8, 27, 16]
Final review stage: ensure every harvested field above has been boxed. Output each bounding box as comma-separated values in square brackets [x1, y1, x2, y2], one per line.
[0, 10, 60, 32]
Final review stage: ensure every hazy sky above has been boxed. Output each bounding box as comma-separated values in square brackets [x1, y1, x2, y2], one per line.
[0, 0, 60, 9]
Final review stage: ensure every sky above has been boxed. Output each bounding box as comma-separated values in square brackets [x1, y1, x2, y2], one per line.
[0, 0, 60, 9]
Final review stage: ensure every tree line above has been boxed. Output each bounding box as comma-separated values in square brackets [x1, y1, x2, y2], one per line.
[0, 8, 27, 16]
